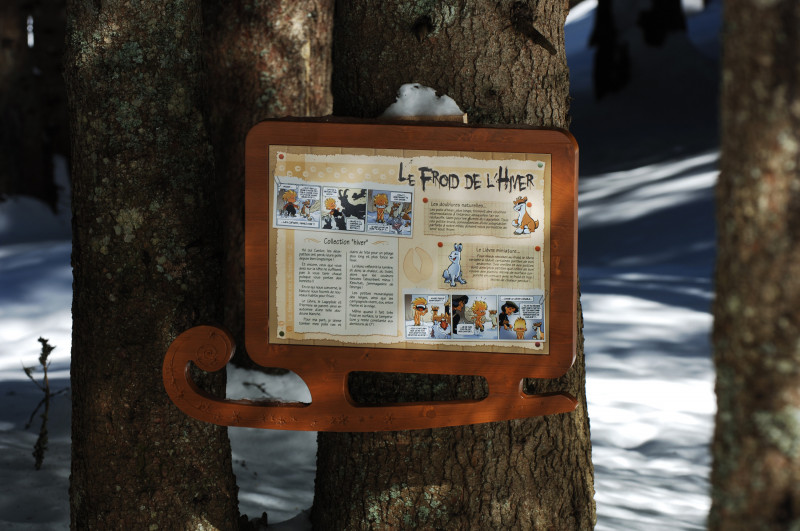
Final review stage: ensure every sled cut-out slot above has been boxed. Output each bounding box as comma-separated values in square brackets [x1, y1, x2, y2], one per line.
[164, 120, 579, 431]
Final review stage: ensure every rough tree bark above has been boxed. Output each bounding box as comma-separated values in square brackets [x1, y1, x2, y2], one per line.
[202, 1, 332, 363]
[66, 1, 239, 528]
[710, 1, 800, 529]
[312, 1, 595, 529]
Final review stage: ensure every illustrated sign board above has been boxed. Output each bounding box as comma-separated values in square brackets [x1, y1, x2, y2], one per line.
[163, 120, 579, 431]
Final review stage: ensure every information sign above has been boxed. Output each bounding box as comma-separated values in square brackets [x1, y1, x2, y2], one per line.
[163, 120, 579, 431]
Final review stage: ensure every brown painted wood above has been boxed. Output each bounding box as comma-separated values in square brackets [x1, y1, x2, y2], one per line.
[163, 119, 579, 431]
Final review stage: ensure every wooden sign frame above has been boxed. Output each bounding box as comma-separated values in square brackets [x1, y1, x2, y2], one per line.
[164, 120, 578, 431]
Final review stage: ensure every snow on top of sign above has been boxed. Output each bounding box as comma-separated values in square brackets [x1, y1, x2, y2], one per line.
[380, 83, 464, 118]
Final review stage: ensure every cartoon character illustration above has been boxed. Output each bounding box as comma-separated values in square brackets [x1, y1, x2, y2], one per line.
[499, 301, 520, 330]
[332, 210, 346, 230]
[451, 295, 468, 334]
[390, 217, 411, 234]
[323, 197, 347, 230]
[431, 312, 451, 339]
[339, 188, 367, 220]
[281, 190, 298, 217]
[513, 317, 528, 339]
[512, 196, 539, 235]
[322, 198, 336, 229]
[373, 193, 389, 223]
[389, 202, 405, 220]
[411, 296, 428, 326]
[489, 309, 498, 328]
[442, 243, 467, 287]
[531, 321, 544, 340]
[300, 199, 312, 220]
[388, 202, 412, 231]
[430, 306, 440, 322]
[471, 300, 488, 332]
[324, 197, 337, 213]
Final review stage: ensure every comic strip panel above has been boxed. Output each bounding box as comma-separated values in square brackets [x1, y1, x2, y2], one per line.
[367, 190, 413, 236]
[275, 183, 321, 229]
[404, 294, 452, 340]
[460, 295, 498, 340]
[320, 187, 367, 232]
[448, 294, 498, 340]
[497, 295, 545, 341]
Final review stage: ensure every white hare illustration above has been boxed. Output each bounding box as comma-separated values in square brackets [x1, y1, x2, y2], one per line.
[442, 243, 467, 287]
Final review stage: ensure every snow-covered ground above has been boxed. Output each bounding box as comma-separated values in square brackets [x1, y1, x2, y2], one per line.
[0, 1, 721, 529]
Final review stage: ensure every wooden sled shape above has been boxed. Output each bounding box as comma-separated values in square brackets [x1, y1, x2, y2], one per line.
[163, 325, 577, 432]
[164, 120, 579, 431]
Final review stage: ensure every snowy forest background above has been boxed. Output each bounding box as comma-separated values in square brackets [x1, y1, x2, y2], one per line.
[1, 0, 721, 529]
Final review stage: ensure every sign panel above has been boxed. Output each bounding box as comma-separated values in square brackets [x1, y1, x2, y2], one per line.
[164, 120, 579, 431]
[269, 147, 551, 353]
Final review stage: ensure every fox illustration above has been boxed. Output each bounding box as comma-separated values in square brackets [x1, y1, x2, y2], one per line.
[389, 202, 404, 219]
[300, 199, 312, 220]
[512, 196, 539, 235]
[489, 309, 498, 328]
[531, 321, 544, 340]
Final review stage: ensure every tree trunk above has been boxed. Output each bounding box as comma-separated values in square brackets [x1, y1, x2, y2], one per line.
[710, 1, 800, 529]
[66, 0, 239, 528]
[313, 1, 595, 529]
[201, 1, 333, 365]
